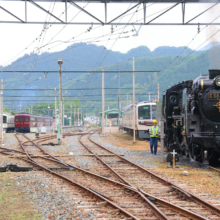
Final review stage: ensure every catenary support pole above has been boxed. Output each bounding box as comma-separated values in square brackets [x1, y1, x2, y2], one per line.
[102, 67, 105, 135]
[74, 105, 75, 126]
[81, 109, 83, 126]
[133, 57, 136, 143]
[70, 104, 72, 126]
[118, 68, 120, 128]
[58, 57, 63, 140]
[78, 108, 79, 126]
[55, 96, 57, 129]
[157, 84, 159, 101]
[63, 99, 65, 126]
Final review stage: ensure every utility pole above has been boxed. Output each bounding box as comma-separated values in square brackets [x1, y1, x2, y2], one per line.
[58, 57, 63, 139]
[63, 100, 65, 126]
[31, 105, 32, 114]
[55, 96, 57, 129]
[102, 67, 105, 135]
[78, 108, 79, 126]
[0, 80, 3, 140]
[74, 105, 75, 126]
[118, 67, 120, 128]
[20, 104, 21, 112]
[81, 109, 83, 126]
[157, 83, 160, 101]
[149, 91, 151, 102]
[70, 104, 72, 126]
[133, 57, 136, 143]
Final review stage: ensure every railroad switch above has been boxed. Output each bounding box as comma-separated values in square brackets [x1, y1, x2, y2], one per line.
[0, 164, 33, 172]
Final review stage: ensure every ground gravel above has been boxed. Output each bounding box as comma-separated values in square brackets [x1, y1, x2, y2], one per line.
[14, 172, 96, 220]
[91, 134, 159, 168]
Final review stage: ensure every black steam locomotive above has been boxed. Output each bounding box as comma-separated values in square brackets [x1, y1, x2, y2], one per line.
[162, 69, 220, 164]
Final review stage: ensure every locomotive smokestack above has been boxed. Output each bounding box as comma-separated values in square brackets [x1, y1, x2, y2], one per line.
[209, 69, 220, 79]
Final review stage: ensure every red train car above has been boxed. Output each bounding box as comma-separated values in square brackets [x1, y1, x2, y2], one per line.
[15, 113, 54, 133]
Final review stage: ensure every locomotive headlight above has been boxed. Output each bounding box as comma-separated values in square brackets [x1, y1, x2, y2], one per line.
[215, 77, 220, 87]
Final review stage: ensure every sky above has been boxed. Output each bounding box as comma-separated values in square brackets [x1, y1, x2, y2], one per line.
[1, 1, 220, 67]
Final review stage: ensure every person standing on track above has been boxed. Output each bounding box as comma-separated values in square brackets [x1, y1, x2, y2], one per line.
[149, 120, 160, 155]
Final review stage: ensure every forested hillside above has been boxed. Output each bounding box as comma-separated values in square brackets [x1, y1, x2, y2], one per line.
[0, 42, 214, 114]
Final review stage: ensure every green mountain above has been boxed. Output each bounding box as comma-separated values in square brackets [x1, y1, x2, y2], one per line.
[0, 42, 213, 115]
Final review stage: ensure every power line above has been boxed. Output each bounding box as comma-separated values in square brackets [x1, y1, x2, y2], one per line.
[3, 99, 134, 102]
[160, 10, 220, 74]
[0, 70, 160, 73]
[4, 93, 156, 97]
[3, 1, 161, 71]
[2, 88, 145, 90]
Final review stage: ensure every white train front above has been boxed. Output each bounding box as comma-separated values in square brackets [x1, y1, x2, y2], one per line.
[120, 102, 156, 139]
[3, 113, 15, 133]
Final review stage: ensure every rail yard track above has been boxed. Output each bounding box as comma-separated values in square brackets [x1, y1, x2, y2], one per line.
[0, 130, 220, 219]
[77, 131, 220, 219]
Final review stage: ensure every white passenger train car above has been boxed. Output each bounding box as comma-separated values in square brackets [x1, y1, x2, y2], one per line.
[121, 101, 156, 139]
[3, 113, 15, 133]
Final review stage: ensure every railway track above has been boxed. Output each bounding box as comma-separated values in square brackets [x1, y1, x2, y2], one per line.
[1, 131, 220, 219]
[0, 132, 169, 219]
[76, 131, 220, 219]
[209, 166, 220, 174]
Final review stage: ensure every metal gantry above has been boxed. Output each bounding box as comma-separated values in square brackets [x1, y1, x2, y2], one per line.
[0, 0, 219, 25]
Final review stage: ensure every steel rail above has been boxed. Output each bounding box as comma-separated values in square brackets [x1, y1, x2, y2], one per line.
[79, 132, 172, 220]
[1, 133, 207, 219]
[78, 131, 209, 220]
[79, 131, 201, 220]
[20, 132, 171, 219]
[20, 134, 70, 168]
[14, 133, 140, 220]
[139, 189, 207, 220]
[88, 132, 220, 217]
[209, 166, 220, 174]
[0, 145, 137, 192]
[23, 132, 170, 220]
[78, 133, 130, 186]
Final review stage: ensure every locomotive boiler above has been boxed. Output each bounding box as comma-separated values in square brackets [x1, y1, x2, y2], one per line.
[162, 69, 220, 164]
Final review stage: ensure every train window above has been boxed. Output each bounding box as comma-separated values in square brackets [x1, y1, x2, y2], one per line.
[3, 116, 6, 123]
[151, 105, 156, 119]
[25, 117, 29, 122]
[15, 117, 19, 122]
[20, 117, 24, 121]
[138, 105, 150, 119]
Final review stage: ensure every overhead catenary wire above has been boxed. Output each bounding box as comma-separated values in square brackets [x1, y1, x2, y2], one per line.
[2, 87, 145, 90]
[4, 93, 156, 97]
[3, 0, 163, 71]
[3, 99, 137, 102]
[159, 12, 220, 74]
[2, 1, 76, 67]
[0, 70, 160, 73]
